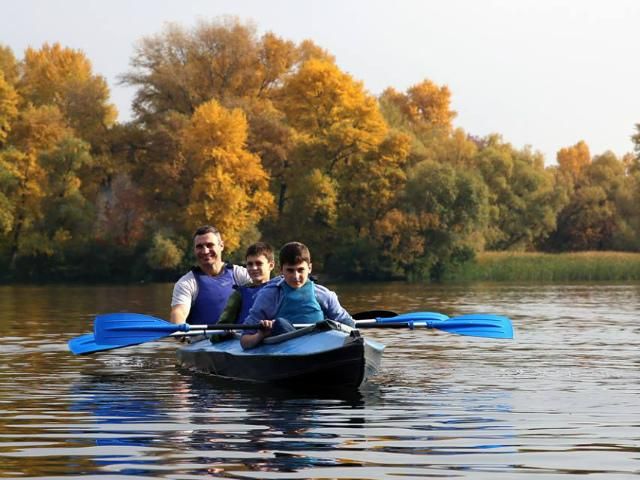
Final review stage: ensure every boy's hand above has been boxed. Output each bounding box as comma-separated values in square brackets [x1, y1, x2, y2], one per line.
[257, 319, 274, 335]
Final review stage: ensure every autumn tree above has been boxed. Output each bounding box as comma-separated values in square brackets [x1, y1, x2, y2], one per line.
[0, 46, 19, 86]
[381, 80, 456, 132]
[18, 43, 117, 146]
[557, 140, 591, 184]
[1, 105, 73, 267]
[268, 57, 407, 266]
[379, 79, 457, 166]
[179, 100, 274, 250]
[0, 71, 18, 145]
[121, 19, 334, 255]
[122, 18, 306, 121]
[0, 43, 121, 278]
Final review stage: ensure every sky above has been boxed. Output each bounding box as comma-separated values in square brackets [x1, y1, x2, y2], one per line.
[4, 0, 640, 164]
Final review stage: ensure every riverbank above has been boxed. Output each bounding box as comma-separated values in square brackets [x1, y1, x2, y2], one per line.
[447, 251, 640, 282]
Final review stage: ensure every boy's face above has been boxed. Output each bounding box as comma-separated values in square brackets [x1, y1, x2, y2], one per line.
[246, 254, 274, 284]
[281, 261, 311, 289]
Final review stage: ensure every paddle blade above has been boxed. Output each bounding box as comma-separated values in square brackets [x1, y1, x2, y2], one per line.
[94, 312, 188, 346]
[68, 333, 124, 355]
[355, 311, 514, 339]
[431, 314, 514, 339]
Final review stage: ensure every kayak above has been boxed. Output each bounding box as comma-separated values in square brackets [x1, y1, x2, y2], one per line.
[176, 320, 385, 390]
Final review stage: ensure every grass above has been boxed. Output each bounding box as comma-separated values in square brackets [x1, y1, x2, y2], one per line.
[448, 251, 640, 282]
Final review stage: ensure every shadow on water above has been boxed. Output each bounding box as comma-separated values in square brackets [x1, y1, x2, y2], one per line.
[179, 367, 373, 404]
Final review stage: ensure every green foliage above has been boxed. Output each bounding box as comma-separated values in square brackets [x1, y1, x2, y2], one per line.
[146, 233, 184, 270]
[546, 152, 626, 251]
[474, 137, 565, 251]
[324, 237, 397, 280]
[399, 160, 489, 280]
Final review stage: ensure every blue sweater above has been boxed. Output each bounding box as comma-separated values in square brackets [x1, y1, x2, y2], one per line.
[242, 277, 355, 328]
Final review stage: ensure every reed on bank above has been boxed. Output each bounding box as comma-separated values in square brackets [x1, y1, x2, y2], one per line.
[447, 251, 640, 282]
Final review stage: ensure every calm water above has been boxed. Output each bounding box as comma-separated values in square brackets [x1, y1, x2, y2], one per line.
[0, 282, 639, 479]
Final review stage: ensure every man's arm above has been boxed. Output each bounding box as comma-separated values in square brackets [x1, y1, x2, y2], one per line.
[170, 304, 189, 324]
[170, 273, 196, 324]
[232, 265, 251, 285]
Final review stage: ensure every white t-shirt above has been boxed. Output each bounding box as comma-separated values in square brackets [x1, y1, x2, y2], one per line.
[171, 265, 251, 318]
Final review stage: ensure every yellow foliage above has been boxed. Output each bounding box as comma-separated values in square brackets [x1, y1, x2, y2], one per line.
[257, 33, 297, 95]
[338, 130, 410, 231]
[181, 100, 274, 250]
[0, 71, 18, 144]
[557, 140, 591, 182]
[373, 209, 425, 262]
[278, 58, 387, 168]
[0, 45, 19, 85]
[20, 43, 93, 104]
[9, 104, 72, 153]
[19, 42, 117, 141]
[381, 79, 456, 133]
[0, 149, 47, 241]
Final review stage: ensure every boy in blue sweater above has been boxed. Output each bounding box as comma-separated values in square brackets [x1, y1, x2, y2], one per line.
[240, 241, 355, 349]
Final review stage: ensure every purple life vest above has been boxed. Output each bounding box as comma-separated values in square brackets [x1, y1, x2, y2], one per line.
[187, 265, 235, 325]
[237, 283, 267, 323]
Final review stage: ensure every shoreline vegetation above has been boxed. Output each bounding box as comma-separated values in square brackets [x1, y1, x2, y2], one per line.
[447, 251, 640, 282]
[2, 18, 640, 284]
[3, 251, 640, 285]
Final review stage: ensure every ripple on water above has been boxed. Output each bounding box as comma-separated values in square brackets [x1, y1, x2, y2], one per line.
[0, 283, 639, 478]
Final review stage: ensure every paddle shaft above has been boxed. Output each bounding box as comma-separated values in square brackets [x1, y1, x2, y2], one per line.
[182, 323, 265, 331]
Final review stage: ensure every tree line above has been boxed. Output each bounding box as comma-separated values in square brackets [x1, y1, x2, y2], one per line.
[1, 17, 640, 282]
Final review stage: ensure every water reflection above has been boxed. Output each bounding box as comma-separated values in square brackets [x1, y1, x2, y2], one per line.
[68, 373, 165, 476]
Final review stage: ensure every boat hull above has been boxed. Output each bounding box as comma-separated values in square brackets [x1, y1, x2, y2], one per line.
[176, 322, 384, 390]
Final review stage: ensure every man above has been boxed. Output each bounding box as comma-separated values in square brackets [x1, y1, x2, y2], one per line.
[170, 225, 251, 325]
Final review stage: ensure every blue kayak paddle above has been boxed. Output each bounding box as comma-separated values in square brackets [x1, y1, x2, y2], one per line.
[68, 314, 258, 355]
[67, 310, 513, 355]
[93, 312, 463, 346]
[68, 333, 125, 355]
[355, 312, 514, 339]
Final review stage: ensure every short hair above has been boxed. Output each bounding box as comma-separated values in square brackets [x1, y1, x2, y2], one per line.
[192, 225, 221, 242]
[246, 242, 274, 263]
[279, 241, 311, 266]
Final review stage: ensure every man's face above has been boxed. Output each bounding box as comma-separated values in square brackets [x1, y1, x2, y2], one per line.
[193, 232, 224, 270]
[281, 261, 311, 289]
[246, 254, 274, 284]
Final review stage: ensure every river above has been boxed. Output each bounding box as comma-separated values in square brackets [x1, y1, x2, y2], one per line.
[0, 282, 638, 479]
